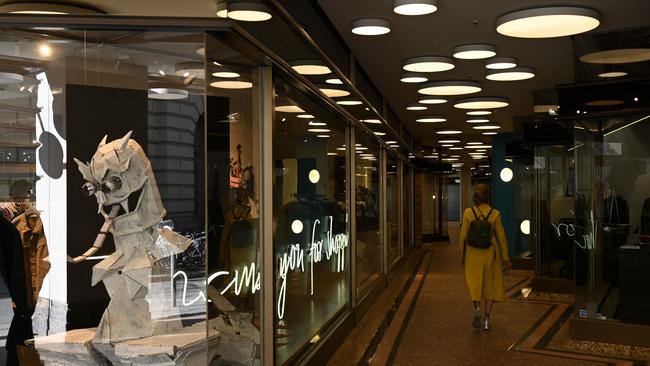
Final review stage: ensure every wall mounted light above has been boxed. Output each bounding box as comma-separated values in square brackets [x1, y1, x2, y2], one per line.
[496, 6, 600, 38]
[520, 220, 531, 235]
[453, 44, 496, 60]
[403, 56, 455, 72]
[500, 167, 513, 182]
[352, 18, 391, 36]
[393, 0, 437, 16]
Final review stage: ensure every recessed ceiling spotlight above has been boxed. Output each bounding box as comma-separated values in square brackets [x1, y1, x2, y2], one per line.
[319, 87, 350, 98]
[439, 139, 460, 144]
[482, 131, 497, 135]
[453, 44, 496, 60]
[418, 96, 447, 104]
[393, 0, 437, 15]
[467, 118, 490, 123]
[485, 57, 517, 70]
[401, 72, 429, 83]
[326, 77, 343, 84]
[598, 71, 628, 78]
[454, 96, 509, 109]
[210, 80, 253, 89]
[580, 49, 650, 64]
[436, 128, 462, 135]
[361, 118, 382, 124]
[0, 2, 104, 14]
[275, 105, 305, 113]
[407, 103, 428, 111]
[291, 59, 331, 75]
[472, 124, 501, 130]
[227, 0, 272, 22]
[418, 80, 482, 96]
[148, 88, 189, 100]
[337, 98, 363, 106]
[416, 115, 447, 123]
[496, 6, 600, 38]
[467, 110, 492, 116]
[352, 18, 391, 36]
[486, 66, 535, 81]
[403, 56, 455, 73]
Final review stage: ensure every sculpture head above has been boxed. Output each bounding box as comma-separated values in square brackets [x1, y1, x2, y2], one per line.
[74, 131, 165, 236]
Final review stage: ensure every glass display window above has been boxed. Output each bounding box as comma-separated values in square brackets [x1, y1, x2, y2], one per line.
[386, 152, 400, 267]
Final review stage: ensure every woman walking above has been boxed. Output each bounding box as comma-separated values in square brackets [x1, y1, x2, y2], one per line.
[460, 184, 510, 330]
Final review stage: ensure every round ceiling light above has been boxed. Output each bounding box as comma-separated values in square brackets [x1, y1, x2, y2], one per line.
[374, 131, 387, 136]
[401, 72, 428, 83]
[482, 131, 497, 135]
[309, 121, 327, 126]
[454, 96, 509, 109]
[449, 147, 463, 151]
[337, 98, 363, 106]
[467, 118, 489, 123]
[485, 57, 517, 70]
[326, 77, 343, 84]
[436, 128, 462, 135]
[439, 139, 460, 144]
[275, 105, 305, 113]
[441, 144, 453, 147]
[467, 110, 492, 116]
[227, 1, 272, 22]
[393, 0, 437, 16]
[418, 96, 447, 104]
[453, 44, 496, 60]
[486, 66, 535, 81]
[212, 70, 240, 78]
[403, 56, 455, 73]
[175, 62, 205, 79]
[472, 124, 501, 130]
[148, 88, 189, 100]
[291, 59, 331, 75]
[319, 87, 350, 98]
[0, 2, 104, 14]
[416, 115, 447, 123]
[496, 6, 600, 38]
[466, 142, 483, 145]
[216, 0, 227, 18]
[210, 80, 253, 89]
[297, 114, 316, 119]
[407, 103, 428, 111]
[598, 71, 628, 78]
[361, 118, 381, 124]
[580, 48, 650, 64]
[418, 80, 482, 96]
[352, 18, 391, 36]
[308, 128, 331, 133]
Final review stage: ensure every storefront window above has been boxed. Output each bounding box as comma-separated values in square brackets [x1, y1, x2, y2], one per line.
[387, 153, 400, 267]
[356, 130, 381, 297]
[403, 161, 412, 249]
[273, 78, 350, 364]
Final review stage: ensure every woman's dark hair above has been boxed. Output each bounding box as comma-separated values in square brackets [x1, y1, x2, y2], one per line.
[473, 183, 490, 205]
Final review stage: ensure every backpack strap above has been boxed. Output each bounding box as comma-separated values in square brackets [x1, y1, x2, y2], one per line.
[484, 208, 493, 220]
[470, 207, 478, 220]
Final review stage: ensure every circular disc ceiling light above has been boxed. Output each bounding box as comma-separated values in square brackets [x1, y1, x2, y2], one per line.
[393, 0, 437, 16]
[401, 72, 428, 83]
[216, 0, 227, 18]
[175, 62, 205, 79]
[453, 44, 496, 60]
[291, 59, 331, 75]
[418, 96, 447, 104]
[496, 6, 600, 38]
[467, 118, 490, 123]
[403, 56, 455, 73]
[485, 57, 517, 70]
[472, 124, 501, 130]
[418, 80, 482, 96]
[360, 118, 382, 124]
[486, 66, 535, 81]
[275, 105, 305, 113]
[210, 80, 253, 89]
[438, 139, 460, 144]
[227, 1, 272, 22]
[416, 115, 447, 123]
[454, 96, 509, 109]
[319, 87, 350, 98]
[351, 18, 391, 36]
[148, 88, 189, 100]
[598, 71, 627, 78]
[407, 103, 428, 111]
[0, 2, 105, 14]
[482, 131, 497, 135]
[436, 128, 462, 135]
[580, 48, 650, 64]
[467, 110, 492, 115]
[326, 77, 343, 84]
[337, 98, 363, 106]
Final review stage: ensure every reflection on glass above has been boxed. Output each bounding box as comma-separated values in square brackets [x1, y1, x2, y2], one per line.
[387, 153, 400, 266]
[356, 131, 381, 296]
[273, 79, 349, 364]
[403, 162, 411, 249]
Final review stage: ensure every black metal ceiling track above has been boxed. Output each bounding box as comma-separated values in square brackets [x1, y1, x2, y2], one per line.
[262, 0, 415, 154]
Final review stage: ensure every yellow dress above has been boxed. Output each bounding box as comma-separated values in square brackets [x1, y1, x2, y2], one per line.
[459, 204, 509, 302]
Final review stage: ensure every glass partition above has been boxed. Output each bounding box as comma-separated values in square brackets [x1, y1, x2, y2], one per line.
[387, 152, 400, 267]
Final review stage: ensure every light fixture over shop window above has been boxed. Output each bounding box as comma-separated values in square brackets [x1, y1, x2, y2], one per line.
[351, 18, 391, 36]
[496, 6, 600, 38]
[393, 0, 437, 16]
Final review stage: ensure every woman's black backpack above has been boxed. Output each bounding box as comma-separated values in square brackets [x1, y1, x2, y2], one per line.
[465, 207, 493, 249]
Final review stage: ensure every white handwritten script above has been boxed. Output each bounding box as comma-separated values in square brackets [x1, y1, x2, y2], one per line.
[551, 210, 595, 250]
[172, 216, 349, 320]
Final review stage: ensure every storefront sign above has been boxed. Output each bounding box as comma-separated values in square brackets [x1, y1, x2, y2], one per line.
[551, 210, 595, 250]
[172, 215, 348, 320]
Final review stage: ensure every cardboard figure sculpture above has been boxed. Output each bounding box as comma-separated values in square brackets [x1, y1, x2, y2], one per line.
[72, 131, 190, 343]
